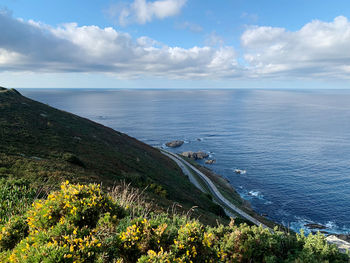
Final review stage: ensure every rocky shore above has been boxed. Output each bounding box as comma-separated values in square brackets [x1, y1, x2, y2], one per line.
[181, 151, 209, 160]
[205, 159, 216, 164]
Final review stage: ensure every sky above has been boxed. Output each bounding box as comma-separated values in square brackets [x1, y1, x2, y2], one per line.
[1, 0, 350, 89]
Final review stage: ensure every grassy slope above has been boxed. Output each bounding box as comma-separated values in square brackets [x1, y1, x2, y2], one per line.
[0, 88, 227, 225]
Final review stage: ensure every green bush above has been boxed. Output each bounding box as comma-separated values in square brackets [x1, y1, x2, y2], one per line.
[0, 178, 37, 223]
[2, 182, 124, 262]
[63, 153, 85, 167]
[137, 248, 176, 262]
[0, 182, 348, 263]
[172, 220, 218, 262]
[0, 215, 28, 251]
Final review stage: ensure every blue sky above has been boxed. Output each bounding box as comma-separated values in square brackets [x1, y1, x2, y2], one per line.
[1, 0, 350, 88]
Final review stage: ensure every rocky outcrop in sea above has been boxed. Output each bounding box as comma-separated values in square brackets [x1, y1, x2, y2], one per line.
[165, 140, 184, 148]
[181, 151, 209, 160]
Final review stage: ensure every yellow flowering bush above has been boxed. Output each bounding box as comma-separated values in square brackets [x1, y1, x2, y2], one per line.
[27, 181, 123, 231]
[137, 248, 178, 263]
[172, 220, 217, 262]
[118, 217, 169, 262]
[0, 182, 348, 263]
[1, 181, 124, 263]
[0, 215, 28, 251]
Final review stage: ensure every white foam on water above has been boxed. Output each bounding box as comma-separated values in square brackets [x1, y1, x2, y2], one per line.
[249, 190, 260, 197]
[285, 217, 350, 235]
[161, 143, 169, 149]
[237, 187, 273, 206]
[232, 168, 247, 175]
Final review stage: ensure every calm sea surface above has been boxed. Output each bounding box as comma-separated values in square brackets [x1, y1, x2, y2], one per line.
[20, 89, 350, 234]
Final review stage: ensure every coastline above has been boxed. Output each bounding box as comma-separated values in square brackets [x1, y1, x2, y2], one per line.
[160, 148, 276, 229]
[160, 148, 350, 253]
[20, 89, 350, 236]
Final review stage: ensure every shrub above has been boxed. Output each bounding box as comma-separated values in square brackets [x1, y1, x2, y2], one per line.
[63, 153, 85, 167]
[172, 220, 218, 262]
[295, 230, 349, 262]
[149, 183, 167, 198]
[2, 182, 124, 262]
[0, 178, 37, 223]
[0, 182, 348, 263]
[0, 215, 28, 251]
[118, 217, 170, 262]
[137, 248, 177, 262]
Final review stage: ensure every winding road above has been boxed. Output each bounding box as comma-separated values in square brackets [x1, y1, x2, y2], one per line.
[161, 149, 269, 229]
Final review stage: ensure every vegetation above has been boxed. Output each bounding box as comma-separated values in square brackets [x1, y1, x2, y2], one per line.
[0, 178, 38, 223]
[0, 88, 229, 226]
[0, 88, 348, 261]
[0, 181, 347, 262]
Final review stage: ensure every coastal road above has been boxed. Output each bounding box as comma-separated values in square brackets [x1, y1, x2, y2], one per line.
[161, 149, 269, 229]
[162, 151, 206, 193]
[162, 150, 350, 254]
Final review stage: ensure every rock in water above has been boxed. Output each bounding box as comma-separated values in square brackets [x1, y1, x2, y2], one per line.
[205, 159, 216, 164]
[181, 151, 209, 160]
[305, 223, 327, 230]
[165, 140, 184, 148]
[181, 151, 194, 158]
[196, 151, 209, 159]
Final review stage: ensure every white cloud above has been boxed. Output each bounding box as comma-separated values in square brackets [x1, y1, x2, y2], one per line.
[0, 11, 238, 79]
[2, 11, 350, 82]
[241, 16, 350, 79]
[175, 21, 203, 33]
[118, 0, 187, 26]
[205, 31, 225, 47]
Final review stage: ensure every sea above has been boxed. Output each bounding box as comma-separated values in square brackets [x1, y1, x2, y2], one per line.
[20, 88, 350, 234]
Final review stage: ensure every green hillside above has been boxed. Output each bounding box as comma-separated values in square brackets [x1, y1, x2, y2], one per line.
[0, 88, 226, 225]
[0, 88, 348, 262]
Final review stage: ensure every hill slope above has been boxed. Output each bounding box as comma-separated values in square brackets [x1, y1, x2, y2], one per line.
[0, 88, 226, 224]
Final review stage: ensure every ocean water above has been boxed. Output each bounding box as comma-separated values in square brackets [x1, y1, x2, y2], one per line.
[20, 88, 350, 234]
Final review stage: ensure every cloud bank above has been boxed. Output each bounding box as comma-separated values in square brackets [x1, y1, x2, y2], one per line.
[1, 11, 350, 81]
[241, 16, 350, 79]
[0, 11, 238, 78]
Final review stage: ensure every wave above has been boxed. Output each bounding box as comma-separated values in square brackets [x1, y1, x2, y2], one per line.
[237, 188, 272, 205]
[161, 143, 169, 149]
[283, 216, 350, 235]
[249, 190, 260, 197]
[233, 168, 246, 175]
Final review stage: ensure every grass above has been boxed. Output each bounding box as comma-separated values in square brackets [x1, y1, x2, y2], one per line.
[0, 88, 230, 226]
[0, 178, 38, 223]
